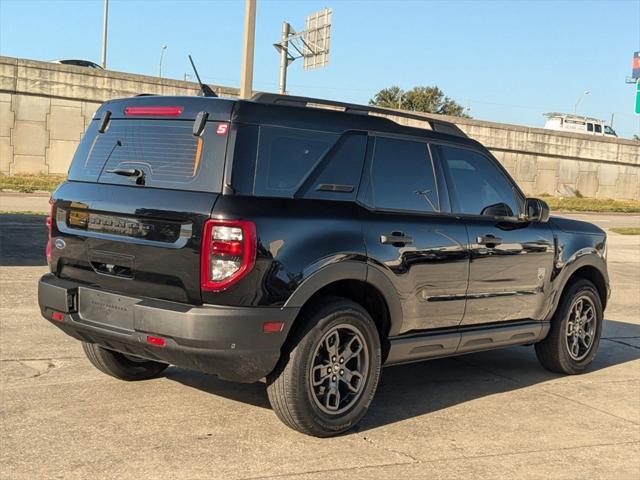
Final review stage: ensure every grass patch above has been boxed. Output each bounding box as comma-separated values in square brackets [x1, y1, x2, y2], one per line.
[540, 196, 640, 213]
[0, 173, 66, 193]
[0, 210, 49, 216]
[610, 227, 640, 235]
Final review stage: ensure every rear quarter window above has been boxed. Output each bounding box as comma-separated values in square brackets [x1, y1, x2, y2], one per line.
[231, 126, 366, 201]
[253, 126, 338, 197]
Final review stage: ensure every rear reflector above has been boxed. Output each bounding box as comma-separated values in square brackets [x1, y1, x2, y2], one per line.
[263, 321, 284, 333]
[146, 335, 166, 347]
[51, 311, 64, 322]
[124, 106, 184, 117]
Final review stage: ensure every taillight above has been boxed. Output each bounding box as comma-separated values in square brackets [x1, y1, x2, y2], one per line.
[200, 219, 257, 292]
[45, 199, 53, 263]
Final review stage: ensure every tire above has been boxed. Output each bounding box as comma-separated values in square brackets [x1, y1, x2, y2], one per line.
[535, 279, 603, 374]
[82, 342, 168, 381]
[266, 297, 382, 437]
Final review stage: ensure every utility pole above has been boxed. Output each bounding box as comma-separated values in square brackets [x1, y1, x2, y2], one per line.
[239, 0, 257, 99]
[101, 0, 108, 69]
[278, 22, 290, 94]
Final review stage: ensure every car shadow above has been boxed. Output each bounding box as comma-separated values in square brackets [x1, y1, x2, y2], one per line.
[0, 214, 48, 266]
[165, 318, 640, 432]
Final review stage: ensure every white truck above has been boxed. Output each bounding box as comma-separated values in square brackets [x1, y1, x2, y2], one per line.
[544, 113, 617, 137]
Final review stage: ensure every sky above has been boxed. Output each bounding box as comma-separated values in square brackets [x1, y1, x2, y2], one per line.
[1, 0, 639, 138]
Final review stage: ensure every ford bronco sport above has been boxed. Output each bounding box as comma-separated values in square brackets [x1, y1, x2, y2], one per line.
[39, 93, 609, 437]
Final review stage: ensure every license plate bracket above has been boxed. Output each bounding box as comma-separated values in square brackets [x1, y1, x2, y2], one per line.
[78, 288, 137, 331]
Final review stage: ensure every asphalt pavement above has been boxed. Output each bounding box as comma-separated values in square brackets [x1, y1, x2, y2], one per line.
[1, 204, 638, 479]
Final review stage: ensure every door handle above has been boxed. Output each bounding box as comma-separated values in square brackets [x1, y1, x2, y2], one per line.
[476, 234, 503, 247]
[381, 233, 413, 245]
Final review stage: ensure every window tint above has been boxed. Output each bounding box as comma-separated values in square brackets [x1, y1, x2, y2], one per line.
[437, 146, 519, 217]
[254, 126, 337, 197]
[587, 123, 594, 132]
[594, 124, 602, 133]
[68, 119, 226, 192]
[300, 133, 367, 201]
[369, 137, 439, 212]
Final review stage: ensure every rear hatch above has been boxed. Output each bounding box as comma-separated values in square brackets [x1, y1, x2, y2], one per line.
[49, 96, 235, 304]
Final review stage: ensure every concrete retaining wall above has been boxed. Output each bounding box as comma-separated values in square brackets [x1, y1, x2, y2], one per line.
[0, 56, 638, 199]
[0, 56, 238, 176]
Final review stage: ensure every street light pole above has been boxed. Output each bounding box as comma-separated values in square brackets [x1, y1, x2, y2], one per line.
[278, 21, 290, 95]
[159, 45, 167, 78]
[239, 0, 257, 99]
[573, 90, 590, 114]
[101, 0, 108, 69]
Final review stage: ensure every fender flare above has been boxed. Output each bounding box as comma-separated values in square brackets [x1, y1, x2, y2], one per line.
[283, 260, 403, 336]
[545, 249, 608, 321]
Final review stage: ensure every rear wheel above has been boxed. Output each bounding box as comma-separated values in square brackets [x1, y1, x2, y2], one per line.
[82, 342, 168, 381]
[535, 279, 603, 374]
[267, 297, 382, 437]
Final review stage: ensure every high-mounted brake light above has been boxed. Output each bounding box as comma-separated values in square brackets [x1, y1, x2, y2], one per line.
[200, 219, 257, 292]
[124, 106, 184, 117]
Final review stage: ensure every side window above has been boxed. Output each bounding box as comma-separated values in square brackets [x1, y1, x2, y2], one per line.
[254, 126, 338, 197]
[594, 124, 602, 134]
[604, 126, 616, 136]
[587, 123, 594, 132]
[369, 137, 439, 212]
[300, 133, 367, 201]
[437, 145, 520, 217]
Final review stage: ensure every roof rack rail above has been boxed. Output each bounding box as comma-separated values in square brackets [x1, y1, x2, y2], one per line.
[250, 92, 468, 138]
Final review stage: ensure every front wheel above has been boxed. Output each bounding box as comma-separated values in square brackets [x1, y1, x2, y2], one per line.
[535, 279, 603, 374]
[266, 297, 382, 437]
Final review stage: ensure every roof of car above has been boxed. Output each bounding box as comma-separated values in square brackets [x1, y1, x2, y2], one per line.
[95, 93, 481, 149]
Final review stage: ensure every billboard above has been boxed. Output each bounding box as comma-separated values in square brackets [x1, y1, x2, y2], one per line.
[303, 8, 332, 70]
[633, 51, 640, 80]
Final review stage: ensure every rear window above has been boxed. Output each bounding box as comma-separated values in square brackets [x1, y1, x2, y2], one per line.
[68, 119, 227, 192]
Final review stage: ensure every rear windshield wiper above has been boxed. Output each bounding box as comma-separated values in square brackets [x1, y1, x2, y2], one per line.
[106, 167, 146, 185]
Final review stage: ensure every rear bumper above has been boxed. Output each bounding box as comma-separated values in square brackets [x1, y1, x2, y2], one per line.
[38, 274, 299, 382]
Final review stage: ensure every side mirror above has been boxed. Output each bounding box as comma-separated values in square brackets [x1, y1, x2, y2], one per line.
[480, 202, 514, 217]
[524, 198, 550, 223]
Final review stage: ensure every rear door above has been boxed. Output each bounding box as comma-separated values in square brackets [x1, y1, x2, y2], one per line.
[50, 97, 233, 304]
[359, 135, 469, 334]
[434, 144, 554, 325]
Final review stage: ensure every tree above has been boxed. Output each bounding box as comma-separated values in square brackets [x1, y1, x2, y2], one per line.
[369, 85, 470, 117]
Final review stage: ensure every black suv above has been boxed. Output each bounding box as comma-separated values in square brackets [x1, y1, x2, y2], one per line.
[39, 94, 609, 437]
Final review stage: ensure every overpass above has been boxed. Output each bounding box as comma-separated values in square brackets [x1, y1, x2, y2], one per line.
[0, 56, 637, 200]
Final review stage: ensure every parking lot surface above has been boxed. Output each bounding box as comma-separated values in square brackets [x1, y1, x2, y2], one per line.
[1, 211, 638, 479]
